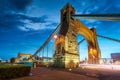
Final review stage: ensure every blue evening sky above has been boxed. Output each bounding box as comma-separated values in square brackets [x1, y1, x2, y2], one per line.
[0, 0, 120, 60]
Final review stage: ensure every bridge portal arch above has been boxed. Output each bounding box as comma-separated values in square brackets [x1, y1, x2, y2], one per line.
[18, 53, 32, 59]
[53, 3, 101, 68]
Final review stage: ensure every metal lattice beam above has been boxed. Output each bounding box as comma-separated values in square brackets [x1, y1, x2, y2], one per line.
[72, 14, 120, 21]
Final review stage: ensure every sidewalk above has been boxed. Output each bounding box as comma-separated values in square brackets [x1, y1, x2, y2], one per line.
[12, 67, 98, 80]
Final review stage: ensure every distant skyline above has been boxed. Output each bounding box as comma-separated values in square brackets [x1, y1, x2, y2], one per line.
[0, 0, 120, 60]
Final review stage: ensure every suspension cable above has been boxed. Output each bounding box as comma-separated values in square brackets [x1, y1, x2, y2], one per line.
[97, 34, 120, 43]
[78, 39, 85, 45]
[72, 14, 120, 21]
[29, 24, 61, 59]
[42, 48, 44, 57]
[47, 43, 48, 62]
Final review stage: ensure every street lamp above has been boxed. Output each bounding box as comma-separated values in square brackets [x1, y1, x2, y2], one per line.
[53, 34, 58, 39]
[90, 48, 93, 51]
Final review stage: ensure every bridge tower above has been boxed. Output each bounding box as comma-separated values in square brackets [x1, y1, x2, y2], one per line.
[53, 3, 101, 68]
[53, 3, 80, 68]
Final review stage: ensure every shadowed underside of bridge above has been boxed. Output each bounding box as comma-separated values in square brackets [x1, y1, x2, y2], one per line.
[53, 3, 101, 68]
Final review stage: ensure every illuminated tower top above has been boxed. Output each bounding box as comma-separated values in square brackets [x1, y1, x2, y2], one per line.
[60, 3, 76, 35]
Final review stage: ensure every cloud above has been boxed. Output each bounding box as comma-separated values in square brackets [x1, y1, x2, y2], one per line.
[0, 0, 119, 33]
[0, 0, 33, 15]
[0, 13, 49, 32]
[0, 0, 39, 32]
[10, 0, 33, 11]
[80, 19, 102, 29]
[71, 0, 120, 14]
[71, 0, 120, 39]
[18, 22, 58, 31]
[19, 26, 29, 32]
[1, 14, 47, 23]
[0, 0, 13, 14]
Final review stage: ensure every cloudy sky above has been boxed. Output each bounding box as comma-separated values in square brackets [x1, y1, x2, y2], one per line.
[0, 0, 120, 60]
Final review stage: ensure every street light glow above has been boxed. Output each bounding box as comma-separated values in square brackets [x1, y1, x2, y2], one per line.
[90, 48, 93, 51]
[53, 34, 58, 39]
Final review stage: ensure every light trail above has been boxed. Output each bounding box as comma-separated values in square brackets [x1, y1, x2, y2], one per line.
[80, 64, 120, 71]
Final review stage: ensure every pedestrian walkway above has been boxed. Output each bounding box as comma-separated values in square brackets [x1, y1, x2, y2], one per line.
[12, 67, 98, 80]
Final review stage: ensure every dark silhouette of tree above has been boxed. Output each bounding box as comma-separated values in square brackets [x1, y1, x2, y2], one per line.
[10, 57, 16, 63]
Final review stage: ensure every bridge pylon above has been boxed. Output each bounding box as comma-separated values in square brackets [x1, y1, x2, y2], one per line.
[53, 3, 101, 68]
[53, 3, 80, 68]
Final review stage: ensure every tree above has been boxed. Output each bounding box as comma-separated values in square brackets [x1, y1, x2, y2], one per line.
[10, 57, 16, 63]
